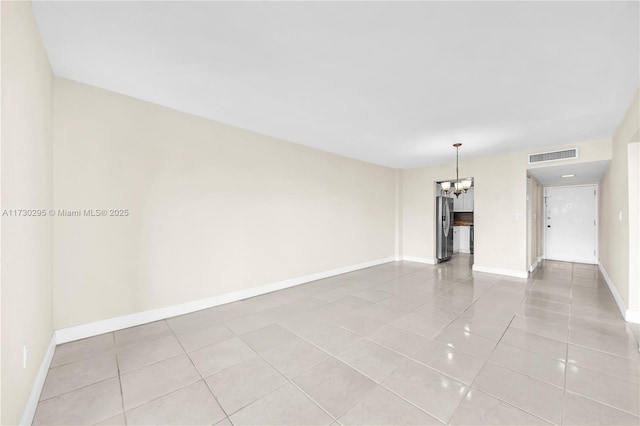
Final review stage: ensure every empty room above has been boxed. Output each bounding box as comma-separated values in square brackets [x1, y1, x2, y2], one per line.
[2, 1, 640, 425]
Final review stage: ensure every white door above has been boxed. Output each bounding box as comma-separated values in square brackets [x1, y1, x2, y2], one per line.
[544, 185, 597, 264]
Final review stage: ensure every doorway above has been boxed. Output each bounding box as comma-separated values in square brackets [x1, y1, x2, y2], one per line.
[544, 185, 597, 264]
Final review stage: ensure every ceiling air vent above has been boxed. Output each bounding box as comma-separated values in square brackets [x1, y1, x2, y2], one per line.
[528, 148, 578, 164]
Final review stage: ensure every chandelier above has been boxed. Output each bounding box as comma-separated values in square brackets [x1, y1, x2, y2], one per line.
[440, 143, 472, 198]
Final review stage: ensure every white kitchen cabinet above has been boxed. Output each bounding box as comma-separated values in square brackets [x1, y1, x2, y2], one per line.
[453, 194, 464, 212]
[453, 188, 474, 212]
[453, 226, 471, 254]
[459, 226, 471, 253]
[453, 226, 460, 252]
[465, 188, 474, 211]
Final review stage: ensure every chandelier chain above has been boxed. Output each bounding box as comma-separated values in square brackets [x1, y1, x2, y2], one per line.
[456, 145, 460, 187]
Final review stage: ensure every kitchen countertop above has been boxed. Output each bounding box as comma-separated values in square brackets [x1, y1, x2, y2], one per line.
[453, 221, 474, 226]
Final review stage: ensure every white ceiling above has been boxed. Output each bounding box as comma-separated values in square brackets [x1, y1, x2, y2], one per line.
[32, 1, 639, 168]
[527, 160, 611, 186]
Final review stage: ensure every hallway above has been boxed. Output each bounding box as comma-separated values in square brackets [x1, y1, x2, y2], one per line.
[34, 256, 640, 425]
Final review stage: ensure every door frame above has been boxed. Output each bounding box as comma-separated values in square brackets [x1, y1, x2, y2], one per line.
[543, 183, 599, 264]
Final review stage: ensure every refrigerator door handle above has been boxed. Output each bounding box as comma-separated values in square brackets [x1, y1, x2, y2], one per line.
[443, 202, 451, 237]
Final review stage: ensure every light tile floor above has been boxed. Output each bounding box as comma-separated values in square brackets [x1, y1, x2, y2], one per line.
[34, 255, 640, 425]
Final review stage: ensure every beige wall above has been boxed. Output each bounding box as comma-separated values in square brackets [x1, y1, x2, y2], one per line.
[600, 90, 639, 311]
[401, 139, 612, 275]
[628, 142, 639, 312]
[53, 78, 396, 329]
[535, 178, 544, 264]
[1, 2, 54, 424]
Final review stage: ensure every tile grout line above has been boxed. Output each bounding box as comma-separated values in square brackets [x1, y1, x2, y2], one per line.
[395, 262, 503, 423]
[287, 327, 447, 423]
[561, 265, 575, 426]
[562, 389, 640, 419]
[176, 309, 337, 423]
[564, 343, 640, 379]
[287, 279, 489, 424]
[114, 324, 238, 421]
[37, 362, 121, 404]
[166, 318, 234, 423]
[453, 306, 562, 426]
[481, 297, 571, 390]
[117, 359, 198, 412]
[224, 266, 453, 423]
[34, 335, 124, 424]
[252, 322, 368, 422]
[112, 331, 129, 426]
[36, 375, 118, 404]
[468, 375, 561, 425]
[232, 332, 340, 423]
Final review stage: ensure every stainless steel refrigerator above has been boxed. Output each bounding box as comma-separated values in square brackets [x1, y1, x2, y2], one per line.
[436, 196, 454, 262]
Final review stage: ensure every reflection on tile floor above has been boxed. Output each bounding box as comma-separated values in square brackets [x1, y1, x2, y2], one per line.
[34, 255, 640, 425]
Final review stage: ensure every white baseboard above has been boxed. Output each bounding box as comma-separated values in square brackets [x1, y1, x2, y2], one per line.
[529, 258, 540, 273]
[401, 256, 437, 265]
[20, 334, 56, 425]
[472, 264, 528, 279]
[545, 256, 597, 265]
[598, 261, 626, 318]
[598, 261, 640, 324]
[626, 310, 640, 324]
[55, 256, 396, 344]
